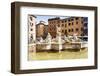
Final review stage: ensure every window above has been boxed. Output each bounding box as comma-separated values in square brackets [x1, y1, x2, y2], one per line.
[71, 29, 73, 32]
[30, 22, 33, 26]
[30, 16, 33, 21]
[76, 21, 78, 24]
[69, 23, 71, 26]
[72, 22, 73, 25]
[83, 17, 88, 22]
[62, 30, 64, 33]
[76, 17, 79, 20]
[81, 27, 83, 31]
[81, 21, 83, 24]
[30, 34, 33, 42]
[30, 28, 33, 31]
[84, 23, 88, 27]
[68, 19, 70, 21]
[81, 34, 83, 36]
[69, 29, 70, 32]
[71, 18, 74, 21]
[62, 24, 64, 27]
[65, 24, 67, 27]
[65, 30, 67, 34]
[76, 28, 79, 31]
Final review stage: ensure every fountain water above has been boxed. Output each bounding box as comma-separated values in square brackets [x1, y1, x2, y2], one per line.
[56, 26, 62, 53]
[40, 37, 43, 43]
[46, 33, 52, 50]
[58, 32, 62, 53]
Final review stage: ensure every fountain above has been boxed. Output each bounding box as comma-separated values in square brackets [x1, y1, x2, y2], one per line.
[56, 26, 62, 53]
[46, 33, 52, 50]
[58, 32, 62, 53]
[40, 37, 43, 43]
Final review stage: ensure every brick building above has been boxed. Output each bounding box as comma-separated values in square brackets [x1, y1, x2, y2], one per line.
[48, 17, 88, 38]
[48, 17, 60, 38]
[36, 21, 48, 39]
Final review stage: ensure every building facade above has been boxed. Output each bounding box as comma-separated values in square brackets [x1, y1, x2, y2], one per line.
[28, 15, 36, 43]
[48, 17, 88, 38]
[82, 17, 88, 36]
[48, 17, 60, 38]
[36, 21, 48, 39]
[67, 17, 83, 36]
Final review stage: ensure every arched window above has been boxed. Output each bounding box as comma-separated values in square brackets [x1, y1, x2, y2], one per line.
[30, 16, 33, 21]
[30, 34, 33, 42]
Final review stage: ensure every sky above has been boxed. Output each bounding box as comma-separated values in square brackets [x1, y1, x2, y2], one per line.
[35, 15, 69, 25]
